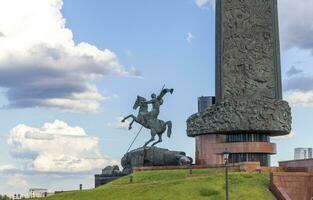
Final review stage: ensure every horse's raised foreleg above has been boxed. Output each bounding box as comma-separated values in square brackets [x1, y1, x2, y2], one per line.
[121, 115, 136, 130]
[128, 120, 135, 130]
[121, 115, 134, 122]
[151, 134, 162, 147]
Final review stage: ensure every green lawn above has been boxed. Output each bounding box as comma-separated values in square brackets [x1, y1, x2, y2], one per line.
[39, 169, 275, 200]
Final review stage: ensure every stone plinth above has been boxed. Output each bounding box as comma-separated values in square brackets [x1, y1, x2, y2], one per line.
[188, 99, 291, 137]
[195, 134, 276, 166]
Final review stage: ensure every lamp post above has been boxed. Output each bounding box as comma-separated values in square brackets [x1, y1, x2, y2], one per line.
[223, 150, 230, 200]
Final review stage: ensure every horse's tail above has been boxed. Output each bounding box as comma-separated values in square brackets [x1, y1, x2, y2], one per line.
[166, 121, 172, 138]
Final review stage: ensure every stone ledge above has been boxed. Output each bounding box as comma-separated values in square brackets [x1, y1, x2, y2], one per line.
[279, 159, 313, 173]
[133, 165, 234, 172]
[187, 98, 291, 137]
[204, 142, 277, 154]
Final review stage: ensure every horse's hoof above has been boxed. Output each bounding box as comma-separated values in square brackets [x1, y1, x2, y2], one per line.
[121, 119, 125, 122]
[128, 126, 132, 130]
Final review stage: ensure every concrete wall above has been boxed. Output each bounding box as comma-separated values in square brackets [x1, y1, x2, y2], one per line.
[94, 174, 125, 188]
[270, 172, 313, 200]
[279, 159, 313, 172]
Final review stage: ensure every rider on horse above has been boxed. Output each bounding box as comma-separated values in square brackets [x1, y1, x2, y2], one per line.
[121, 88, 174, 147]
[145, 88, 174, 121]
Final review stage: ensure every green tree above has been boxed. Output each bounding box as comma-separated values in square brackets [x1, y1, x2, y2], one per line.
[0, 194, 11, 200]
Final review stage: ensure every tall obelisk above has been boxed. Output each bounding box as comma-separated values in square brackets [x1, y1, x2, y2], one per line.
[187, 0, 291, 166]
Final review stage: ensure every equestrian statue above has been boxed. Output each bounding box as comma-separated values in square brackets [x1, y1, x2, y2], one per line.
[122, 88, 174, 147]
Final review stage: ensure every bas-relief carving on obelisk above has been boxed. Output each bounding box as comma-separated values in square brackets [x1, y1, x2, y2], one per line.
[217, 0, 282, 101]
[187, 0, 291, 137]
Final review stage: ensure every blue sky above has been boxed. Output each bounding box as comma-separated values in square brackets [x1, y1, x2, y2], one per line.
[0, 0, 313, 197]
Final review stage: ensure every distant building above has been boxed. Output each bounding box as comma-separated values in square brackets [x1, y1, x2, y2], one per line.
[13, 194, 21, 200]
[198, 96, 215, 112]
[95, 166, 126, 188]
[29, 188, 52, 198]
[294, 148, 313, 160]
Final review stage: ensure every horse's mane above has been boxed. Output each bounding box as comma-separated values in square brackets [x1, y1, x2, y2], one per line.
[137, 95, 147, 102]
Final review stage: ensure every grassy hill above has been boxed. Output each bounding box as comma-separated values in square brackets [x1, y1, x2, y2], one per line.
[40, 169, 275, 200]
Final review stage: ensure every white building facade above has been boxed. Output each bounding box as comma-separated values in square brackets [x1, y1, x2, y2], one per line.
[29, 188, 50, 198]
[294, 148, 313, 160]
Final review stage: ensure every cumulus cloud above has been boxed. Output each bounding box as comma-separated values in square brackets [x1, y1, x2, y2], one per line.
[7, 120, 116, 173]
[186, 32, 194, 44]
[128, 66, 142, 77]
[0, 164, 16, 171]
[195, 0, 214, 9]
[106, 117, 130, 130]
[283, 65, 313, 107]
[284, 75, 313, 107]
[0, 0, 137, 112]
[278, 0, 313, 106]
[7, 174, 29, 188]
[279, 0, 313, 52]
[285, 91, 313, 107]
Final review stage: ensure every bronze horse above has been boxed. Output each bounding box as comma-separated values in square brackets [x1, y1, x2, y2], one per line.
[122, 95, 172, 147]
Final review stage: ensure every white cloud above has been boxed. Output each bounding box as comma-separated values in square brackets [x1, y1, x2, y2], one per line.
[7, 174, 29, 188]
[7, 120, 117, 173]
[195, 0, 214, 9]
[279, 0, 313, 52]
[0, 164, 16, 171]
[0, 0, 137, 112]
[283, 73, 313, 107]
[106, 117, 130, 130]
[279, 1, 313, 107]
[42, 85, 108, 113]
[186, 32, 194, 43]
[285, 91, 313, 107]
